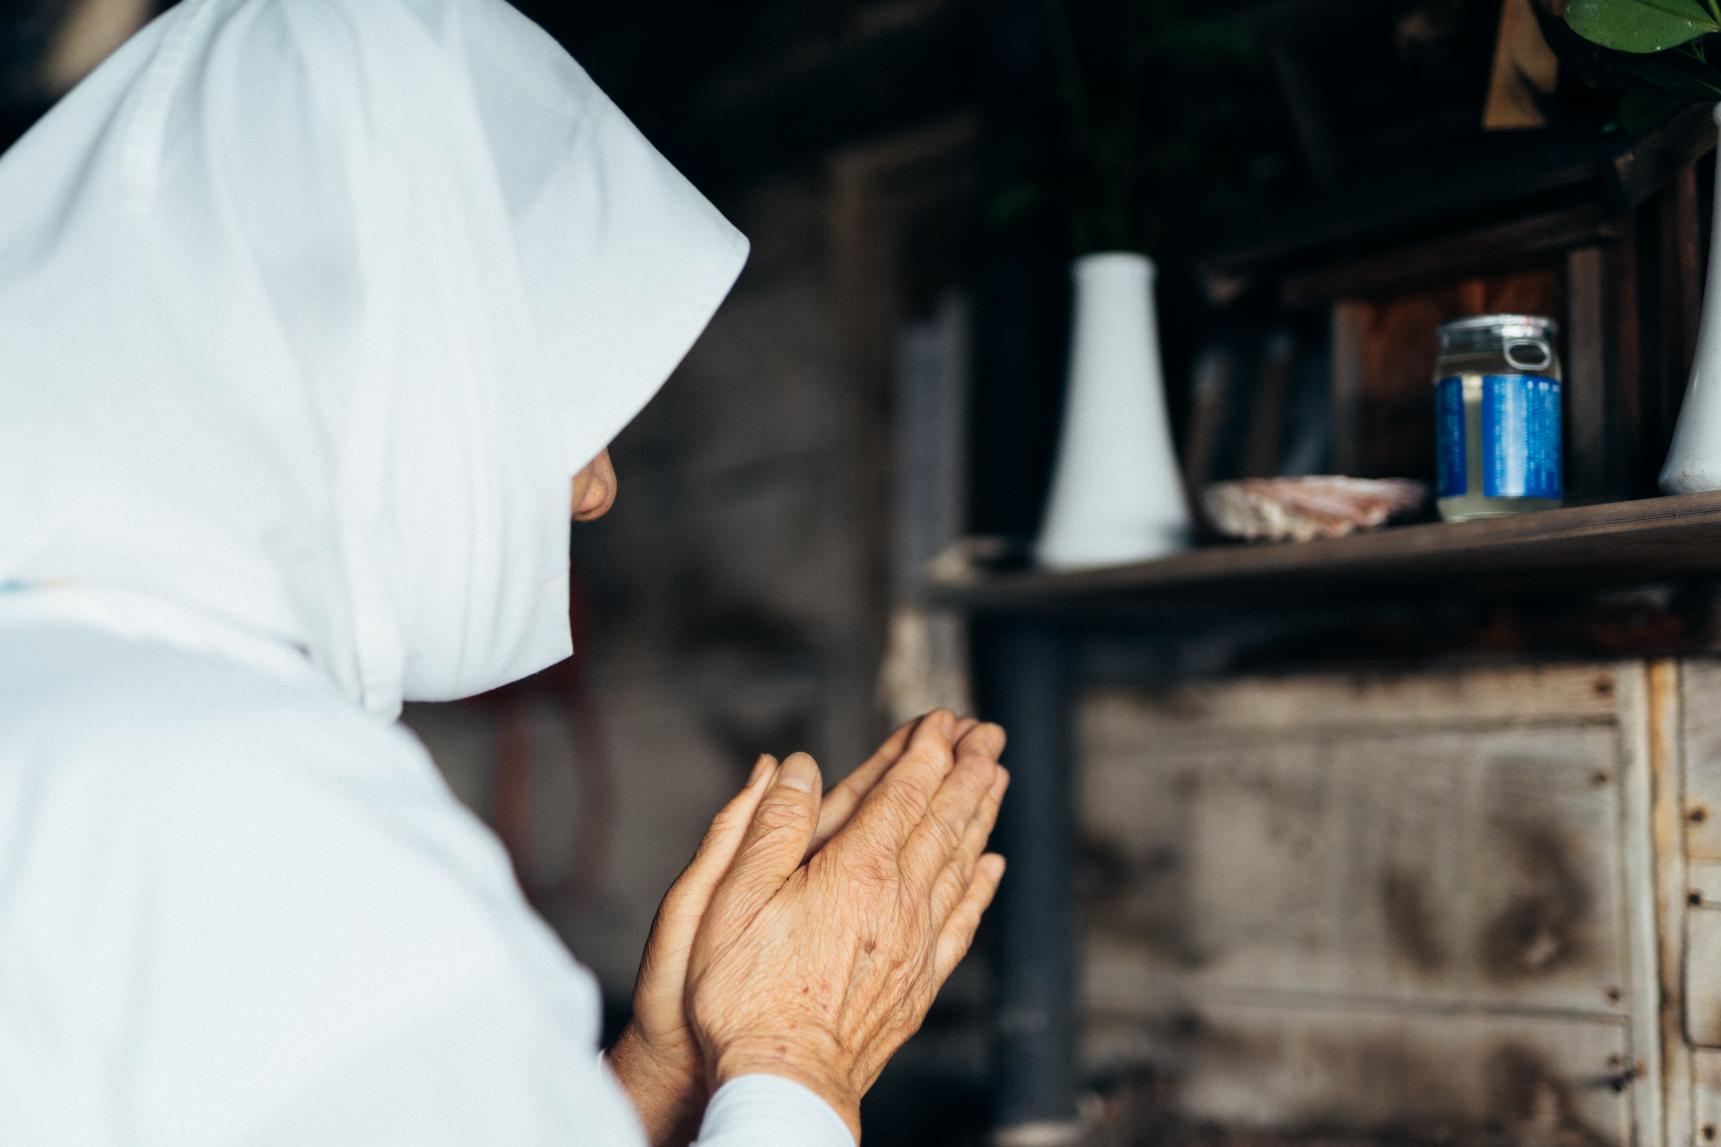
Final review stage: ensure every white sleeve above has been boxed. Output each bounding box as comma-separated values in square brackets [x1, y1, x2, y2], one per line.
[20, 678, 853, 1147]
[694, 1076, 856, 1147]
[36, 700, 655, 1147]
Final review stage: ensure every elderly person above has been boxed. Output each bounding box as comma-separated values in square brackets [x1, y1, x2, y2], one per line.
[0, 1, 1009, 1145]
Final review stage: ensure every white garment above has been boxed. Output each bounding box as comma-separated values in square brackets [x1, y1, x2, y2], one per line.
[0, 0, 852, 1144]
[0, 0, 749, 717]
[0, 611, 852, 1147]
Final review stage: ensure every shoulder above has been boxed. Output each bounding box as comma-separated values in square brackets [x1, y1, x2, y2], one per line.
[0, 628, 556, 1005]
[24, 645, 425, 794]
[0, 630, 454, 882]
[0, 633, 623, 1145]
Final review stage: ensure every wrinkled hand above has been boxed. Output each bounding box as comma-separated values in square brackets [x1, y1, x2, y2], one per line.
[610, 716, 980, 1145]
[609, 752, 779, 1146]
[685, 711, 1010, 1142]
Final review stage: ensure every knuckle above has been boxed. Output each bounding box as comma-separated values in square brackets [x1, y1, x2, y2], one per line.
[956, 754, 996, 791]
[931, 869, 965, 913]
[924, 814, 964, 854]
[876, 781, 926, 825]
[851, 848, 900, 890]
[899, 858, 944, 901]
[752, 794, 810, 833]
[908, 742, 954, 772]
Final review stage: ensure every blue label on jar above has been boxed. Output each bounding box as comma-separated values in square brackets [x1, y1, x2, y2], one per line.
[1482, 373, 1562, 499]
[1435, 376, 1467, 498]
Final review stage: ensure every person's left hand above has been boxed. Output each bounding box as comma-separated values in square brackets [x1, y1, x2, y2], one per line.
[609, 751, 780, 1146]
[608, 714, 981, 1145]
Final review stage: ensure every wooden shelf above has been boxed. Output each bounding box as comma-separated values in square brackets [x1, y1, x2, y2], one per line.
[926, 493, 1721, 617]
[1194, 106, 1717, 293]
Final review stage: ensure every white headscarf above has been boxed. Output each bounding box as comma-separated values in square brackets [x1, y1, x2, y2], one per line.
[0, 0, 747, 716]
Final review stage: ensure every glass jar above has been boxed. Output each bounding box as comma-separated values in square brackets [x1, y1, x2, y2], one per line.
[1433, 314, 1564, 522]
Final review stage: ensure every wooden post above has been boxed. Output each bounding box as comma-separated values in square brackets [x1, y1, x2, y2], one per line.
[979, 617, 1081, 1142]
[1566, 244, 1616, 502]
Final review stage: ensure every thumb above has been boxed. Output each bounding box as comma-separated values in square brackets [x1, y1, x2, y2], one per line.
[718, 751, 824, 906]
[652, 754, 779, 935]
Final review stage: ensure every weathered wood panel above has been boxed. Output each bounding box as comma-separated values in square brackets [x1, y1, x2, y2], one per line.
[1688, 908, 1721, 1048]
[1625, 663, 1679, 1147]
[1691, 1049, 1721, 1144]
[1082, 666, 1623, 744]
[1085, 1002, 1634, 1145]
[1077, 664, 1652, 1144]
[1082, 718, 1628, 1015]
[1684, 660, 1721, 859]
[1687, 860, 1721, 903]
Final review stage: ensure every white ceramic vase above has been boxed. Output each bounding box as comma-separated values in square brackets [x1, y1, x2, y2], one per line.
[1035, 251, 1191, 568]
[1661, 105, 1721, 494]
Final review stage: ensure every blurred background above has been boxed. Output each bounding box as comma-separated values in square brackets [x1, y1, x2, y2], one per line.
[11, 1, 1721, 1145]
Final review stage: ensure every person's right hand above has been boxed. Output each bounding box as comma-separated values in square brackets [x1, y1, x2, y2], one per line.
[684, 711, 1009, 1142]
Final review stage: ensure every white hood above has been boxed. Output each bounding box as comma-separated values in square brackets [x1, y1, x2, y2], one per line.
[0, 0, 748, 716]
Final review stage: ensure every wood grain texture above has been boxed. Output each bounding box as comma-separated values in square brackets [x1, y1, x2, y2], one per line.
[1619, 664, 1673, 1144]
[1683, 661, 1721, 860]
[1084, 1002, 1634, 1145]
[1076, 663, 1656, 1143]
[1566, 246, 1617, 503]
[1690, 1048, 1721, 1145]
[1082, 725, 1627, 1016]
[1684, 669, 1721, 1055]
[1195, 104, 1713, 284]
[1689, 909, 1721, 1048]
[927, 492, 1721, 618]
[1080, 667, 1622, 738]
[1279, 207, 1605, 307]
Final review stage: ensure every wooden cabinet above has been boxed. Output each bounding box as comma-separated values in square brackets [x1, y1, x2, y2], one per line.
[1075, 663, 1693, 1145]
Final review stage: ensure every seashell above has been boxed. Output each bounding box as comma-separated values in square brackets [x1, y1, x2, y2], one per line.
[1202, 477, 1428, 543]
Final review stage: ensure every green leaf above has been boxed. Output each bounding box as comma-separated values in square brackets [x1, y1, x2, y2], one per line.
[1617, 85, 1693, 131]
[1541, 0, 1721, 104]
[1621, 45, 1721, 98]
[1566, 0, 1720, 53]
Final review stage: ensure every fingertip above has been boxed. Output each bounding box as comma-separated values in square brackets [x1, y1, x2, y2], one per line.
[958, 722, 1005, 760]
[981, 852, 1006, 881]
[747, 753, 778, 789]
[989, 766, 1011, 798]
[778, 751, 822, 794]
[907, 709, 960, 758]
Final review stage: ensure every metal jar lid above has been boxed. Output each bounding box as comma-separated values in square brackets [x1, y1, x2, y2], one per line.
[1435, 313, 1560, 374]
[1437, 314, 1559, 337]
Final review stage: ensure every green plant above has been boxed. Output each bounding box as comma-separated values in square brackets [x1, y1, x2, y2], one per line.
[1032, 0, 1265, 255]
[1567, 0, 1718, 53]
[1552, 0, 1721, 131]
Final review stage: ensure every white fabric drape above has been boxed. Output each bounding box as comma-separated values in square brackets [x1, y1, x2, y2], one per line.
[0, 0, 748, 716]
[0, 2, 853, 1145]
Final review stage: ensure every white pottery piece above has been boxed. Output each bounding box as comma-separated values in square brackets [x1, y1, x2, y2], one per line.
[1035, 252, 1191, 568]
[1661, 105, 1721, 494]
